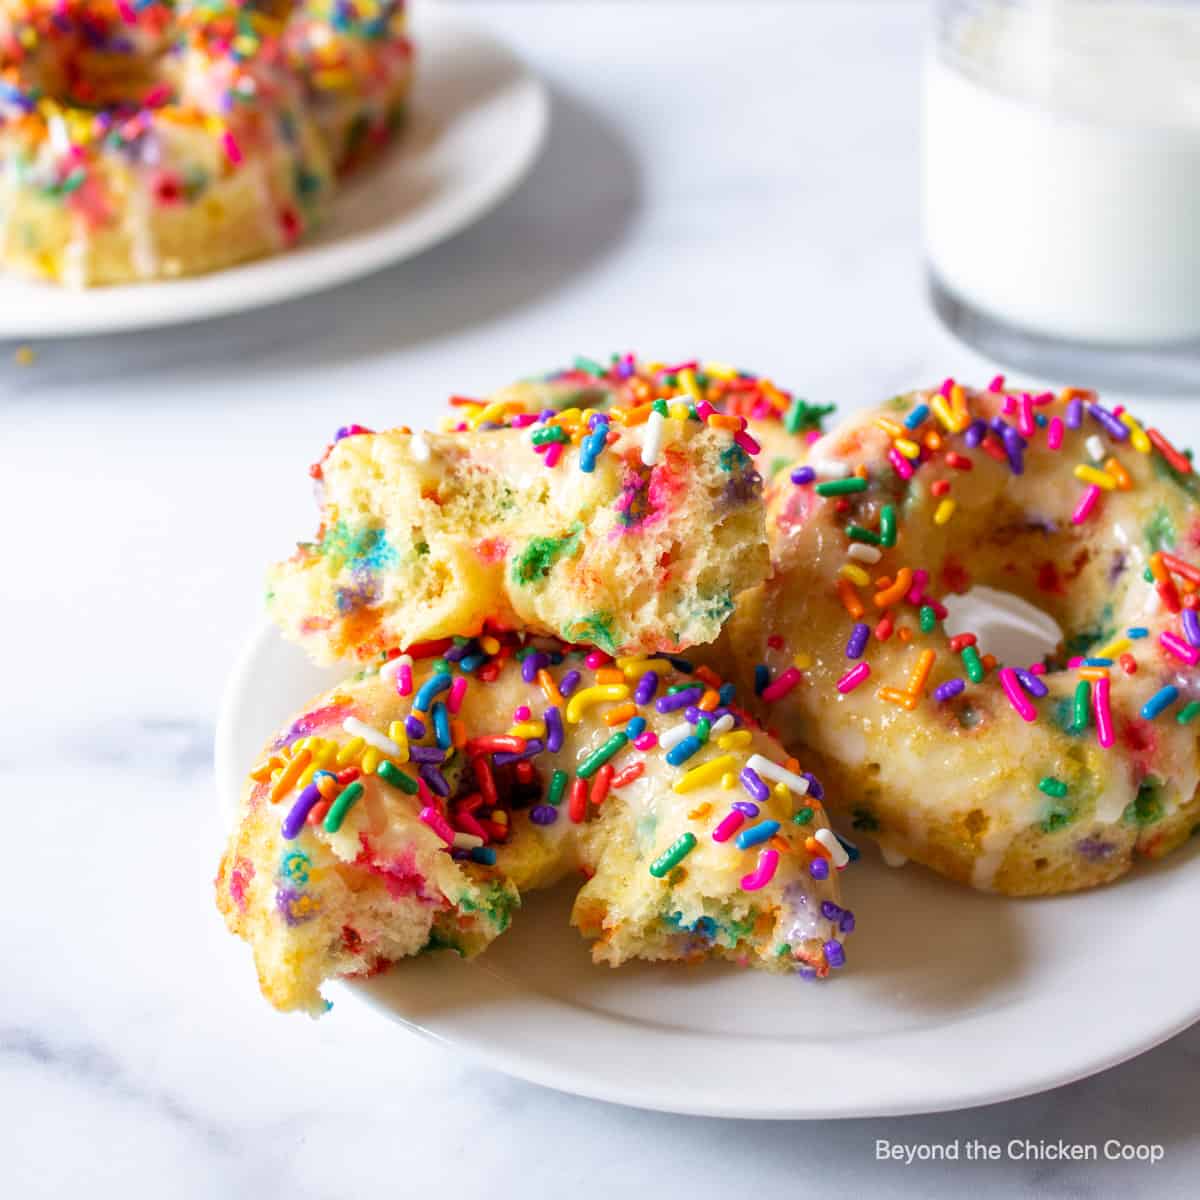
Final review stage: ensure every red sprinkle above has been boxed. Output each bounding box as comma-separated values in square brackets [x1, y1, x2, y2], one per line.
[569, 777, 588, 823]
[944, 451, 973, 470]
[931, 479, 951, 497]
[1120, 653, 1138, 675]
[1148, 428, 1192, 474]
[590, 764, 614, 807]
[612, 762, 645, 789]
[949, 633, 977, 653]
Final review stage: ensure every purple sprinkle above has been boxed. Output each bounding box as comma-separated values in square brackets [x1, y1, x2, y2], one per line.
[732, 800, 760, 817]
[405, 715, 425, 739]
[634, 670, 660, 705]
[1065, 397, 1084, 428]
[281, 783, 322, 839]
[544, 706, 564, 752]
[409, 745, 446, 764]
[418, 763, 450, 797]
[963, 419, 987, 448]
[1002, 430, 1024, 475]
[1076, 836, 1116, 862]
[802, 772, 824, 801]
[797, 966, 817, 981]
[820, 900, 843, 921]
[559, 670, 582, 698]
[791, 465, 816, 485]
[493, 738, 545, 766]
[529, 805, 558, 826]
[810, 858, 830, 881]
[846, 622, 870, 659]
[824, 939, 846, 968]
[933, 678, 965, 703]
[656, 687, 704, 714]
[1184, 609, 1200, 647]
[740, 766, 770, 802]
[521, 652, 548, 683]
[1014, 667, 1049, 698]
[1088, 403, 1129, 441]
[444, 642, 471, 663]
[839, 908, 856, 934]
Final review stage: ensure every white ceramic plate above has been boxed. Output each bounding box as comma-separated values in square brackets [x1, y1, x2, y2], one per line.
[216, 621, 1200, 1118]
[0, 10, 547, 337]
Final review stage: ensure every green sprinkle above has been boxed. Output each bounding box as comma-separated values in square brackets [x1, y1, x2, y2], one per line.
[919, 605, 937, 633]
[845, 524, 881, 545]
[783, 397, 836, 435]
[576, 732, 628, 779]
[652, 398, 669, 417]
[547, 769, 568, 806]
[1038, 776, 1068, 798]
[323, 780, 364, 832]
[695, 717, 711, 744]
[792, 807, 814, 826]
[377, 760, 418, 794]
[649, 832, 697, 878]
[1177, 701, 1200, 725]
[961, 644, 984, 683]
[879, 504, 897, 547]
[531, 425, 569, 446]
[1072, 680, 1091, 732]
[573, 355, 606, 377]
[815, 477, 868, 497]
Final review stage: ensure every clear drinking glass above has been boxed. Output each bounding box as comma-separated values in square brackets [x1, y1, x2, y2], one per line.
[923, 0, 1200, 390]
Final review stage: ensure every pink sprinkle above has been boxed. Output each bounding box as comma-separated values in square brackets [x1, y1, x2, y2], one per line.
[906, 568, 929, 606]
[117, 0, 136, 23]
[1029, 662, 1047, 675]
[510, 413, 537, 428]
[448, 676, 468, 714]
[1071, 484, 1102, 525]
[585, 650, 610, 669]
[836, 662, 871, 693]
[761, 666, 802, 702]
[634, 731, 658, 751]
[1160, 630, 1200, 666]
[695, 400, 716, 422]
[398, 663, 414, 696]
[1093, 676, 1115, 748]
[544, 442, 564, 468]
[513, 704, 531, 722]
[1067, 656, 1084, 669]
[887, 447, 913, 480]
[419, 806, 456, 846]
[712, 810, 746, 843]
[1017, 394, 1035, 438]
[1002, 394, 1017, 415]
[940, 378, 955, 398]
[998, 667, 1036, 722]
[1047, 416, 1064, 450]
[734, 429, 761, 455]
[221, 130, 243, 165]
[988, 375, 1005, 392]
[1034, 391, 1055, 406]
[741, 848, 780, 892]
[804, 430, 821, 445]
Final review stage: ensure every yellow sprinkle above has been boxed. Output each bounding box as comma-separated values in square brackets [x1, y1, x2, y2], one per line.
[792, 653, 812, 670]
[840, 562, 871, 586]
[894, 437, 921, 459]
[469, 400, 515, 428]
[480, 635, 501, 655]
[565, 684, 630, 723]
[297, 740, 336, 787]
[721, 772, 736, 789]
[668, 401, 691, 421]
[508, 721, 547, 739]
[673, 754, 736, 794]
[386, 721, 410, 763]
[678, 368, 701, 399]
[934, 497, 956, 525]
[361, 748, 380, 774]
[1074, 464, 1117, 490]
[931, 395, 967, 433]
[551, 407, 582, 426]
[14, 345, 34, 367]
[336, 736, 365, 767]
[949, 383, 968, 416]
[1095, 637, 1132, 659]
[1119, 411, 1152, 453]
[875, 416, 905, 437]
[616, 656, 672, 679]
[718, 730, 753, 750]
[702, 361, 737, 380]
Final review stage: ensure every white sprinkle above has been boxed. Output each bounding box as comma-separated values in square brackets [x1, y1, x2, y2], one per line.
[1144, 588, 1162, 617]
[848, 543, 882, 564]
[709, 713, 736, 735]
[343, 717, 406, 760]
[1085, 434, 1106, 464]
[815, 828, 850, 868]
[410, 433, 431, 462]
[379, 653, 413, 682]
[810, 458, 850, 480]
[453, 832, 484, 850]
[746, 753, 809, 796]
[880, 845, 909, 868]
[659, 722, 692, 751]
[641, 410, 666, 467]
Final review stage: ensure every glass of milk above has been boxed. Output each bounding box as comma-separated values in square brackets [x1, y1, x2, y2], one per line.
[923, 0, 1200, 389]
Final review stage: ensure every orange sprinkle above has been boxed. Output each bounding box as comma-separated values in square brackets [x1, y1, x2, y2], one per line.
[594, 668, 625, 685]
[878, 686, 917, 710]
[451, 718, 467, 749]
[923, 430, 943, 451]
[269, 749, 311, 803]
[805, 835, 833, 860]
[537, 668, 563, 706]
[707, 413, 743, 432]
[854, 463, 869, 479]
[1104, 457, 1132, 490]
[906, 649, 936, 697]
[981, 653, 998, 671]
[688, 801, 713, 819]
[768, 835, 791, 853]
[250, 755, 283, 783]
[785, 756, 800, 772]
[837, 577, 865, 618]
[603, 702, 638, 726]
[874, 567, 913, 608]
[1079, 666, 1110, 681]
[698, 688, 720, 712]
[897, 626, 913, 643]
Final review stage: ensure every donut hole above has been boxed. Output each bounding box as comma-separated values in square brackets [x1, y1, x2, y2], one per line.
[942, 585, 1063, 669]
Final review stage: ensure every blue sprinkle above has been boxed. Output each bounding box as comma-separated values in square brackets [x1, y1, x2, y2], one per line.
[665, 735, 703, 766]
[413, 671, 452, 713]
[432, 701, 451, 749]
[470, 846, 497, 865]
[1083, 657, 1113, 667]
[458, 653, 486, 672]
[903, 403, 929, 429]
[1141, 685, 1179, 721]
[735, 819, 780, 849]
[718, 682, 736, 706]
[627, 716, 647, 738]
[1128, 627, 1149, 639]
[754, 664, 770, 696]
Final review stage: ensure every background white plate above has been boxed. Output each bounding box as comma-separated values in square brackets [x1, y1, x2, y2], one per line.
[0, 10, 548, 338]
[217, 622, 1200, 1119]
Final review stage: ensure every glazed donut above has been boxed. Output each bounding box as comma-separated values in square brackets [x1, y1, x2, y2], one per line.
[266, 411, 769, 663]
[217, 638, 853, 1014]
[714, 379, 1200, 894]
[474, 353, 837, 481]
[0, 1, 332, 285]
[285, 0, 413, 172]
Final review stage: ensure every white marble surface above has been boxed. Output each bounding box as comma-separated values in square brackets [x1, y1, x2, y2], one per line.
[3, 3, 1197, 1197]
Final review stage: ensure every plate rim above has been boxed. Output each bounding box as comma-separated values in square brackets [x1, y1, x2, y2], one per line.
[215, 621, 1200, 1120]
[0, 10, 549, 338]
